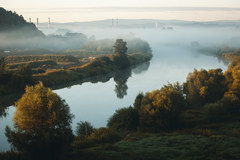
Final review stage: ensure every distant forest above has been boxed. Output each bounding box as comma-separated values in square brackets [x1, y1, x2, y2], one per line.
[0, 7, 152, 54]
[0, 7, 44, 37]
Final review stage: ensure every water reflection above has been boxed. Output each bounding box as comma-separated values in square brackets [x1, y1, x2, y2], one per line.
[132, 61, 150, 75]
[114, 62, 150, 98]
[114, 69, 131, 99]
[53, 61, 151, 99]
[0, 61, 151, 118]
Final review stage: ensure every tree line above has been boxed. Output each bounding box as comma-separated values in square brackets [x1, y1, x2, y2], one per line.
[108, 55, 240, 131]
[2, 51, 239, 160]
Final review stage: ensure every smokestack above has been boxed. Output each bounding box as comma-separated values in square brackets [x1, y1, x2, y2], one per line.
[112, 18, 114, 27]
[116, 18, 118, 27]
[29, 18, 31, 23]
[48, 17, 50, 29]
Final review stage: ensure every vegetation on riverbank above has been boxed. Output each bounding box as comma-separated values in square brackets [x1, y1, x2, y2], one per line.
[1, 50, 239, 160]
[35, 51, 151, 86]
[0, 38, 152, 93]
[68, 51, 240, 160]
[0, 38, 152, 119]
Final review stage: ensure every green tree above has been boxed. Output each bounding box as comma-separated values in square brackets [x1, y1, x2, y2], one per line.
[134, 92, 144, 112]
[5, 82, 74, 159]
[107, 106, 139, 131]
[76, 121, 94, 137]
[113, 39, 130, 69]
[114, 39, 128, 56]
[139, 83, 186, 131]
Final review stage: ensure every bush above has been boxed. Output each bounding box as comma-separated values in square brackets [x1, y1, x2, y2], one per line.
[183, 69, 226, 107]
[138, 83, 186, 131]
[113, 55, 130, 69]
[0, 152, 25, 160]
[107, 106, 139, 131]
[75, 121, 94, 137]
[181, 109, 206, 128]
[203, 95, 240, 123]
[89, 128, 121, 143]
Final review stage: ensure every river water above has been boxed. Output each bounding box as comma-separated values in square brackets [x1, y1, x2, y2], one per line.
[1, 26, 237, 151]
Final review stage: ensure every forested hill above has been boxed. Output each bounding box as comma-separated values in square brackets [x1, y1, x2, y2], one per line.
[0, 7, 44, 37]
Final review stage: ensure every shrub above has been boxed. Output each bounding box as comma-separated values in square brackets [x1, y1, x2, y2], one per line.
[183, 69, 226, 107]
[203, 95, 240, 123]
[138, 83, 186, 131]
[89, 128, 121, 143]
[75, 121, 94, 137]
[107, 106, 139, 131]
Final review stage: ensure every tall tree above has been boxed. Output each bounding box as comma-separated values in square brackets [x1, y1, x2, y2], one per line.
[113, 39, 130, 69]
[5, 82, 74, 159]
[114, 39, 128, 56]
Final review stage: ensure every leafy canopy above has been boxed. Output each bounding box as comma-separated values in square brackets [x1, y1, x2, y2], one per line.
[13, 81, 73, 133]
[114, 39, 128, 56]
[6, 82, 73, 159]
[138, 82, 186, 130]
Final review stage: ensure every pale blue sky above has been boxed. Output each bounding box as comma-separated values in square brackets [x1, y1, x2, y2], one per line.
[2, 0, 240, 8]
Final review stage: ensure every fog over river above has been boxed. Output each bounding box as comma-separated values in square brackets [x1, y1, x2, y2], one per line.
[1, 24, 239, 151]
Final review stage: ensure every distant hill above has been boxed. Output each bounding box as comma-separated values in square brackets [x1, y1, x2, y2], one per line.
[0, 7, 44, 37]
[47, 19, 240, 29]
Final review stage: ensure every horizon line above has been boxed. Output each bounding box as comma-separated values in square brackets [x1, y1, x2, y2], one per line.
[37, 18, 240, 24]
[7, 6, 240, 10]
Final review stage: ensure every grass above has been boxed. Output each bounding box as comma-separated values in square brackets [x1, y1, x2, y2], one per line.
[32, 52, 151, 87]
[70, 122, 240, 160]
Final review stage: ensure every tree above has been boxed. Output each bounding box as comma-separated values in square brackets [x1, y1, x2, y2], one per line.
[107, 106, 139, 131]
[224, 59, 240, 99]
[5, 82, 74, 159]
[183, 69, 226, 107]
[75, 121, 94, 137]
[113, 39, 130, 69]
[139, 83, 186, 131]
[134, 92, 144, 111]
[114, 39, 128, 56]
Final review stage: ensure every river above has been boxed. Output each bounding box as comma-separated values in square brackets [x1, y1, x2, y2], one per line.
[1, 26, 236, 151]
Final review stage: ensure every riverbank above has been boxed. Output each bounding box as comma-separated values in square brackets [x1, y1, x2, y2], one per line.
[34, 52, 152, 87]
[0, 52, 152, 116]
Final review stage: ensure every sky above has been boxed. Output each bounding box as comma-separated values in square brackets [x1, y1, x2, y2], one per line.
[2, 0, 240, 8]
[1, 0, 240, 22]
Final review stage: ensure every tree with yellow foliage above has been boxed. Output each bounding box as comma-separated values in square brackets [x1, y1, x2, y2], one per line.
[183, 68, 226, 107]
[138, 82, 186, 131]
[5, 82, 73, 159]
[224, 59, 240, 99]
